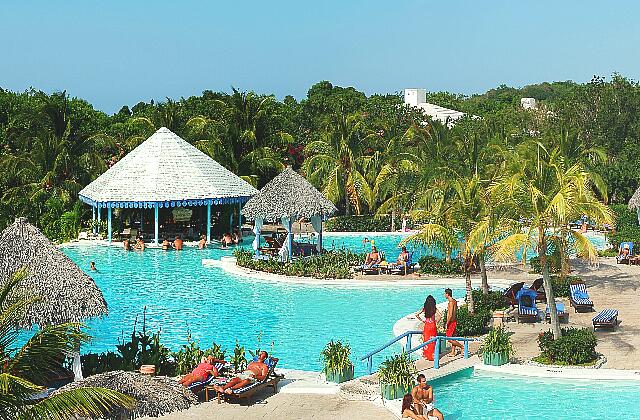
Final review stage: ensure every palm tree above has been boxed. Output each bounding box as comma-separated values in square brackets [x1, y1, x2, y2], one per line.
[303, 108, 376, 215]
[492, 143, 614, 338]
[403, 175, 489, 313]
[0, 269, 135, 419]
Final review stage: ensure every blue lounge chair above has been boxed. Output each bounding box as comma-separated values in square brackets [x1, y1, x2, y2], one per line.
[516, 287, 539, 323]
[211, 357, 282, 404]
[617, 242, 634, 264]
[593, 309, 618, 331]
[387, 252, 416, 275]
[545, 302, 568, 323]
[187, 361, 228, 393]
[569, 282, 594, 312]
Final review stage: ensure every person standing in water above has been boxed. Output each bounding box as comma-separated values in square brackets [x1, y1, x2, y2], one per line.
[90, 261, 97, 271]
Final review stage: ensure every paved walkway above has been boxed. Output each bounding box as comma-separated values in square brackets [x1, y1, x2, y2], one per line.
[142, 392, 396, 420]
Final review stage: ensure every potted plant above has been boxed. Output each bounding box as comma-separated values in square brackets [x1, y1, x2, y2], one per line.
[480, 326, 513, 366]
[378, 352, 416, 400]
[320, 340, 354, 383]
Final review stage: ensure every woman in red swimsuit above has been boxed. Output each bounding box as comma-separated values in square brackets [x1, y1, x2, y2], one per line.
[178, 356, 224, 387]
[416, 295, 439, 361]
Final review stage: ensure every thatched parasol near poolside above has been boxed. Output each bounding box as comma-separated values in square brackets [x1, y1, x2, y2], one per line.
[0, 217, 107, 328]
[242, 167, 337, 222]
[52, 370, 198, 419]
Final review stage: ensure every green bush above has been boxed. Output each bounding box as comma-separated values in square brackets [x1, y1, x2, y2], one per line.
[418, 256, 463, 275]
[324, 215, 391, 232]
[234, 248, 362, 279]
[537, 328, 598, 365]
[607, 204, 639, 250]
[547, 275, 581, 298]
[472, 290, 508, 312]
[598, 248, 618, 257]
[529, 253, 561, 274]
[444, 305, 492, 336]
[479, 326, 513, 356]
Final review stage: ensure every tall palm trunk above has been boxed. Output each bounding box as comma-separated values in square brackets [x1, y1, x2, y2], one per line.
[391, 208, 396, 232]
[479, 250, 489, 294]
[344, 191, 351, 216]
[464, 251, 475, 313]
[540, 227, 561, 339]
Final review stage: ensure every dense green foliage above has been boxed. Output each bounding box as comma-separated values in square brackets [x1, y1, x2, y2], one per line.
[607, 204, 640, 249]
[324, 215, 391, 232]
[479, 326, 513, 356]
[234, 248, 362, 279]
[319, 340, 353, 374]
[529, 251, 562, 275]
[547, 275, 581, 298]
[443, 290, 507, 336]
[536, 328, 598, 365]
[377, 351, 416, 391]
[418, 255, 463, 275]
[1, 75, 638, 242]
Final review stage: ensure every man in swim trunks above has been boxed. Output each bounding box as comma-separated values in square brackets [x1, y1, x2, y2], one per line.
[445, 288, 463, 357]
[213, 351, 270, 394]
[178, 355, 224, 387]
[173, 235, 183, 250]
[411, 374, 444, 420]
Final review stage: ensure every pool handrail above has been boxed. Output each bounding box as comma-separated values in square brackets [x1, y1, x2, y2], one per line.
[361, 331, 480, 374]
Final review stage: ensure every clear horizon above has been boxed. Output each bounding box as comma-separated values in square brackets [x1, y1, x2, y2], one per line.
[2, 0, 639, 113]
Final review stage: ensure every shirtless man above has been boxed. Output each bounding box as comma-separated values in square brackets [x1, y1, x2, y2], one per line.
[411, 374, 444, 420]
[213, 351, 270, 394]
[162, 238, 171, 250]
[445, 288, 463, 356]
[123, 238, 131, 251]
[173, 236, 184, 250]
[365, 246, 381, 265]
[198, 235, 207, 249]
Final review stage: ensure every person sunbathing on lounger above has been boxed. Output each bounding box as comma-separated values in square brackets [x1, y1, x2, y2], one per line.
[213, 351, 270, 394]
[178, 355, 224, 387]
[365, 247, 381, 266]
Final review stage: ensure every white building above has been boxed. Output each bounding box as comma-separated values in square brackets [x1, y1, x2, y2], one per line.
[404, 88, 467, 126]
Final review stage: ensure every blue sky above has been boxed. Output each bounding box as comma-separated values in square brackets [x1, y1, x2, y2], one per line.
[1, 0, 638, 113]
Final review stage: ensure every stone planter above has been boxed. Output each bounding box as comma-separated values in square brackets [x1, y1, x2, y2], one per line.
[325, 365, 354, 383]
[483, 351, 509, 366]
[381, 383, 412, 400]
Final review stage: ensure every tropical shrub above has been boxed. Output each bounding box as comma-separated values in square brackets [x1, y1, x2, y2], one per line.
[443, 306, 492, 336]
[230, 340, 248, 373]
[377, 351, 416, 391]
[598, 248, 618, 257]
[547, 275, 580, 298]
[472, 290, 508, 312]
[325, 215, 391, 232]
[479, 326, 513, 356]
[418, 256, 463, 275]
[529, 252, 562, 274]
[608, 204, 640, 249]
[536, 327, 598, 365]
[320, 340, 353, 374]
[234, 248, 362, 279]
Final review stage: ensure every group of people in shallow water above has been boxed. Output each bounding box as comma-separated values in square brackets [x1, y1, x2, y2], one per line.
[122, 236, 147, 251]
[220, 229, 243, 248]
[118, 230, 243, 251]
[178, 351, 271, 394]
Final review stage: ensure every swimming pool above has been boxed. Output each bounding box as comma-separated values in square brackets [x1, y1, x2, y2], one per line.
[62, 244, 464, 375]
[429, 368, 640, 419]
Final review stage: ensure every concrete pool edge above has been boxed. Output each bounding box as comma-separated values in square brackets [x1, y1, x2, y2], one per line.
[475, 363, 640, 381]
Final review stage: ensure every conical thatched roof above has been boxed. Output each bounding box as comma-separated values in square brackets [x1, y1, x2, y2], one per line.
[242, 167, 338, 221]
[629, 187, 640, 210]
[0, 218, 107, 328]
[52, 370, 198, 419]
[79, 127, 257, 206]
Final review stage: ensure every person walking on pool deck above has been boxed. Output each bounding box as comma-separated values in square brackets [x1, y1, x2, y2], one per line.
[444, 288, 463, 357]
[416, 295, 440, 361]
[213, 351, 270, 394]
[411, 374, 444, 420]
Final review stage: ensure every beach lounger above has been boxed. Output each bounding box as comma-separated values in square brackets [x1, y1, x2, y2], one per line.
[386, 252, 416, 275]
[593, 309, 618, 331]
[569, 282, 594, 312]
[529, 277, 547, 303]
[186, 362, 228, 394]
[616, 242, 634, 264]
[211, 357, 282, 404]
[545, 302, 568, 323]
[503, 282, 525, 307]
[516, 287, 539, 323]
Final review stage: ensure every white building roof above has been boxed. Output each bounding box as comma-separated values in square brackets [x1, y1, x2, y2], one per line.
[416, 103, 467, 126]
[79, 127, 257, 208]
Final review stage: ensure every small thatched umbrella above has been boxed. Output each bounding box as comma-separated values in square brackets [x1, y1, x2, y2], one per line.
[242, 167, 338, 259]
[629, 187, 640, 225]
[52, 370, 198, 419]
[0, 217, 108, 379]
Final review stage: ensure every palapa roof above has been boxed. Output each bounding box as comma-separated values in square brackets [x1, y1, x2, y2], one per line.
[52, 370, 198, 419]
[242, 167, 338, 221]
[79, 127, 257, 207]
[629, 187, 640, 210]
[0, 218, 107, 328]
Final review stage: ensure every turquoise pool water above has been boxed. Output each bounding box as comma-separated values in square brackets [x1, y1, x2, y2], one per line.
[62, 244, 464, 375]
[429, 368, 640, 419]
[323, 231, 610, 263]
